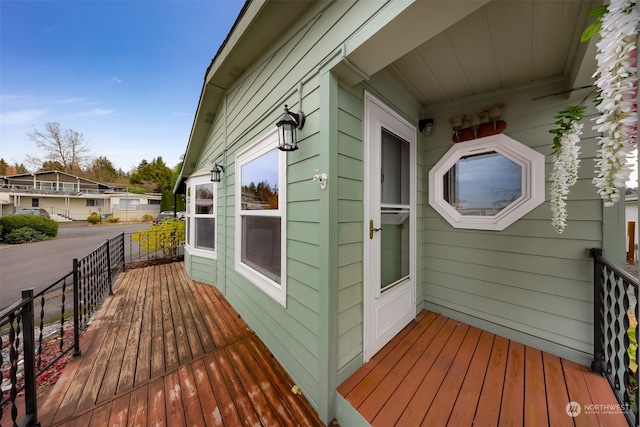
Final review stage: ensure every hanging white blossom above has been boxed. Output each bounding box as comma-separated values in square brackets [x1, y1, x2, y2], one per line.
[592, 0, 639, 206]
[551, 120, 583, 233]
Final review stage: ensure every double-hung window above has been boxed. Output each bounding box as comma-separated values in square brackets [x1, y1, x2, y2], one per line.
[186, 175, 217, 259]
[235, 129, 287, 306]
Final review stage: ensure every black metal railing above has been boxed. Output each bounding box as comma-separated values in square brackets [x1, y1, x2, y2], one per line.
[0, 290, 38, 427]
[591, 248, 639, 427]
[125, 228, 185, 264]
[0, 228, 184, 426]
[0, 235, 125, 426]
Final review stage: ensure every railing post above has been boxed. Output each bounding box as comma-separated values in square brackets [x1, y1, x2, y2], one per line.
[21, 288, 38, 426]
[72, 258, 82, 357]
[120, 232, 126, 271]
[106, 238, 113, 296]
[590, 248, 606, 375]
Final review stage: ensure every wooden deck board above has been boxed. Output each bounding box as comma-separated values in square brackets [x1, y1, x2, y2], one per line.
[107, 393, 130, 426]
[340, 311, 630, 427]
[346, 311, 442, 410]
[447, 330, 495, 426]
[134, 267, 153, 386]
[146, 377, 166, 427]
[191, 358, 224, 426]
[395, 322, 470, 426]
[420, 326, 482, 427]
[150, 269, 166, 378]
[368, 314, 450, 426]
[498, 340, 525, 426]
[543, 353, 574, 427]
[523, 347, 549, 427]
[39, 262, 323, 427]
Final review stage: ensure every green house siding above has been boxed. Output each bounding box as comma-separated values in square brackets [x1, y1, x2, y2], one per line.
[336, 84, 365, 371]
[421, 80, 617, 365]
[178, 1, 624, 424]
[182, 3, 425, 421]
[184, 252, 217, 285]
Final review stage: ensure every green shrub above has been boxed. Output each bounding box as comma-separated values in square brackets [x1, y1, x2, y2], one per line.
[107, 217, 120, 223]
[132, 218, 185, 257]
[0, 214, 58, 239]
[4, 227, 53, 244]
[141, 213, 155, 222]
[87, 213, 101, 224]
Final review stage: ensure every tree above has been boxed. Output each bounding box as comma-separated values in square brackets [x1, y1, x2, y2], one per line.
[40, 160, 65, 172]
[13, 163, 28, 174]
[129, 157, 172, 193]
[170, 160, 186, 212]
[87, 156, 119, 183]
[27, 122, 91, 174]
[0, 160, 28, 175]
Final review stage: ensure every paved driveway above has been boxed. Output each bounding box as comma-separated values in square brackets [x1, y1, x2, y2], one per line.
[0, 221, 151, 309]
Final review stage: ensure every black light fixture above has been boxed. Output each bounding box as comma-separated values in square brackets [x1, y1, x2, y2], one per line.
[210, 162, 225, 183]
[419, 118, 434, 135]
[276, 104, 305, 151]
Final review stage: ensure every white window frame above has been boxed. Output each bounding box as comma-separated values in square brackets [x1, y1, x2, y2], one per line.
[185, 174, 217, 260]
[235, 128, 287, 307]
[428, 134, 545, 231]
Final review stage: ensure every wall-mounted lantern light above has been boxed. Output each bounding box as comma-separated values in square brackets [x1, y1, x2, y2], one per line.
[276, 104, 305, 151]
[210, 162, 225, 183]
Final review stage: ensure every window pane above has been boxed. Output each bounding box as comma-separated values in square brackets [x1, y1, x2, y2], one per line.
[241, 149, 278, 210]
[241, 216, 281, 283]
[195, 183, 214, 215]
[444, 151, 522, 216]
[195, 217, 215, 250]
[186, 187, 191, 215]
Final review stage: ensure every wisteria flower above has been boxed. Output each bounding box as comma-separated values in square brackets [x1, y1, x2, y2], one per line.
[550, 107, 585, 233]
[591, 0, 639, 206]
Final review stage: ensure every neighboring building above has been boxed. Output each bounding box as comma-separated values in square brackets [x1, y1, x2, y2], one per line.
[0, 171, 161, 221]
[176, 1, 627, 423]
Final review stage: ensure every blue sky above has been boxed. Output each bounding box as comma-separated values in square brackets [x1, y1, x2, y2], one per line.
[1, 0, 245, 172]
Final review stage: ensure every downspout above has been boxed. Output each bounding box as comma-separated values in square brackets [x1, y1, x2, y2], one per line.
[222, 93, 229, 293]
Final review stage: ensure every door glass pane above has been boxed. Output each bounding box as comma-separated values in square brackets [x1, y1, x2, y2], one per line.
[380, 209, 410, 290]
[380, 128, 411, 292]
[381, 129, 410, 206]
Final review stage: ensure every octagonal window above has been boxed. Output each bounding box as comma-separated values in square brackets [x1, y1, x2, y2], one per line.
[429, 134, 545, 231]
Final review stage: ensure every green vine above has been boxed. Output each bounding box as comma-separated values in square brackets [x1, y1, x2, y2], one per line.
[549, 105, 587, 153]
[581, 5, 608, 42]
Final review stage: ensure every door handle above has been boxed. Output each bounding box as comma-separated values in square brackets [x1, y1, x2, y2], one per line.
[369, 219, 383, 239]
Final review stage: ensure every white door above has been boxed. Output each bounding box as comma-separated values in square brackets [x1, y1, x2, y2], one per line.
[363, 92, 416, 361]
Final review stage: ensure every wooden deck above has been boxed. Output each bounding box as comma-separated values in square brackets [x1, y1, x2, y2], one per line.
[37, 262, 323, 427]
[339, 310, 629, 427]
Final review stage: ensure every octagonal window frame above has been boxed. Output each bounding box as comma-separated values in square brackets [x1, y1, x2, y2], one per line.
[428, 134, 545, 231]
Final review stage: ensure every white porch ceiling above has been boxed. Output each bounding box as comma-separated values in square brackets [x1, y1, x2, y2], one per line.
[383, 0, 601, 108]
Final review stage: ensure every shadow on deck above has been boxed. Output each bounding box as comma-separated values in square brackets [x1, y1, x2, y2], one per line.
[37, 262, 323, 427]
